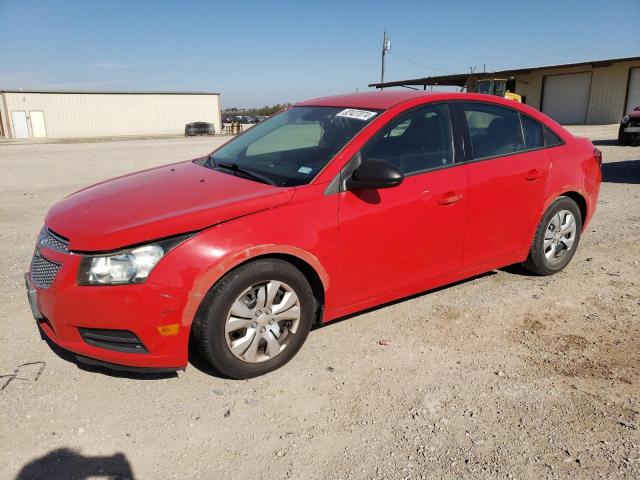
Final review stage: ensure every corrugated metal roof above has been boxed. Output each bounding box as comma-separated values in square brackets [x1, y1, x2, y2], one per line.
[369, 56, 640, 89]
[0, 89, 219, 95]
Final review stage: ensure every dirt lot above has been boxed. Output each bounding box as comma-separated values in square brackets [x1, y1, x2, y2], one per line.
[1, 126, 638, 480]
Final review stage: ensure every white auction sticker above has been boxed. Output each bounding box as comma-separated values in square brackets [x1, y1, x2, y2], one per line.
[335, 109, 378, 121]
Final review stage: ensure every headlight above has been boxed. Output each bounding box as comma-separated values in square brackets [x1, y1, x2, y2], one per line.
[77, 234, 194, 286]
[622, 115, 630, 124]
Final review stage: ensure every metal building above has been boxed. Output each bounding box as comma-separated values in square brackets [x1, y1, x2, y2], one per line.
[370, 56, 640, 125]
[0, 90, 221, 139]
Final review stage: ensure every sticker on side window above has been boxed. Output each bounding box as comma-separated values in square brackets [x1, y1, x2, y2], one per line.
[335, 109, 377, 121]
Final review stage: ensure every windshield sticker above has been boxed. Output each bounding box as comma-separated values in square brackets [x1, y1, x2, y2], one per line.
[335, 109, 378, 121]
[298, 166, 313, 174]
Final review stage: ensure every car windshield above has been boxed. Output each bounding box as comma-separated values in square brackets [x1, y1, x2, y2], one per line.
[205, 106, 381, 186]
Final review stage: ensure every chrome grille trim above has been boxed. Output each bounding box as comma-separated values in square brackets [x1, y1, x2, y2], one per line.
[30, 253, 62, 288]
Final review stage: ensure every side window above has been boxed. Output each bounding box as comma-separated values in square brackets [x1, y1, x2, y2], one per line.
[520, 114, 544, 149]
[545, 127, 563, 147]
[361, 104, 454, 175]
[462, 103, 525, 159]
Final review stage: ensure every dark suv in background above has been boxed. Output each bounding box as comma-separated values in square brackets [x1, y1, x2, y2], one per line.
[185, 122, 215, 136]
[619, 106, 640, 145]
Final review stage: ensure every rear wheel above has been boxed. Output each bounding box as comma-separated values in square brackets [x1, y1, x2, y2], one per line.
[193, 259, 316, 379]
[523, 196, 582, 275]
[618, 127, 631, 145]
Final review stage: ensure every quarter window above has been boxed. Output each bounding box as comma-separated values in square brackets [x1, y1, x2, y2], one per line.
[361, 104, 454, 175]
[520, 114, 545, 149]
[462, 103, 525, 159]
[545, 127, 563, 147]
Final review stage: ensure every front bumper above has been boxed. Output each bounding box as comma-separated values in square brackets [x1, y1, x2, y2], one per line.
[26, 245, 192, 370]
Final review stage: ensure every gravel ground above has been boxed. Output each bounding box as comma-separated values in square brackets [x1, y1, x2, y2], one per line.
[0, 126, 638, 480]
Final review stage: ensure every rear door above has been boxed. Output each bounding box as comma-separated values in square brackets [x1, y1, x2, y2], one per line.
[337, 103, 468, 307]
[458, 102, 551, 268]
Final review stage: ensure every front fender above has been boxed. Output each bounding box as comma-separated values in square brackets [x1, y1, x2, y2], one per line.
[148, 186, 339, 329]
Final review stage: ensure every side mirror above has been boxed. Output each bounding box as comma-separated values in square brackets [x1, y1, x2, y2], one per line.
[345, 159, 404, 190]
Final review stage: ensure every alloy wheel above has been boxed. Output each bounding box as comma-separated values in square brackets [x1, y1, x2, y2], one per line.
[544, 209, 577, 264]
[224, 281, 301, 363]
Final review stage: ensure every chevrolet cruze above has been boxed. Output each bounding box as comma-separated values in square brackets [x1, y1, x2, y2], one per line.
[26, 91, 602, 378]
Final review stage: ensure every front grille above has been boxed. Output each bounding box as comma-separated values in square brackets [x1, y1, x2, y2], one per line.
[79, 328, 148, 354]
[39, 228, 69, 252]
[30, 253, 62, 288]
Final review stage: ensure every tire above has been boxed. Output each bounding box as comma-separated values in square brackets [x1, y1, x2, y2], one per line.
[192, 259, 316, 379]
[523, 196, 582, 276]
[618, 132, 630, 146]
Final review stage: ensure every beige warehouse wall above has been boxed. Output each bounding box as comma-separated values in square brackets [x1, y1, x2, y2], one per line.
[2, 92, 221, 138]
[514, 59, 640, 124]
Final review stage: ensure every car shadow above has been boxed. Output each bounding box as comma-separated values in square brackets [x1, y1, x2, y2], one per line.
[16, 448, 135, 480]
[314, 271, 497, 331]
[591, 139, 620, 146]
[188, 271, 499, 377]
[601, 159, 640, 184]
[498, 263, 540, 276]
[591, 138, 640, 147]
[187, 340, 231, 379]
[38, 327, 178, 380]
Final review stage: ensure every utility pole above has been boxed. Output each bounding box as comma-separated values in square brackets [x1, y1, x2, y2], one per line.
[380, 30, 391, 87]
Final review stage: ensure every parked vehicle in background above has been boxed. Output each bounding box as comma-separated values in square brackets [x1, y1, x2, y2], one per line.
[26, 91, 601, 379]
[185, 122, 215, 136]
[475, 78, 522, 102]
[619, 106, 640, 145]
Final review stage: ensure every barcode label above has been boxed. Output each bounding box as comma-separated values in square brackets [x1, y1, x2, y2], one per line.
[335, 109, 378, 121]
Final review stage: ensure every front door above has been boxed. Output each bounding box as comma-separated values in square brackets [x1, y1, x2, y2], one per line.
[459, 102, 551, 267]
[11, 111, 29, 139]
[337, 103, 468, 307]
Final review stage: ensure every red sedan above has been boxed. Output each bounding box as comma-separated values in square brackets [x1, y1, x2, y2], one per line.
[26, 91, 602, 378]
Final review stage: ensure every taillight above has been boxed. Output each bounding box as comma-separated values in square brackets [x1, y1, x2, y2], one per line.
[593, 147, 602, 168]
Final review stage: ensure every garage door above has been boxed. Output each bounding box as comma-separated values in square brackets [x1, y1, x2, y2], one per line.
[542, 72, 592, 124]
[626, 67, 640, 114]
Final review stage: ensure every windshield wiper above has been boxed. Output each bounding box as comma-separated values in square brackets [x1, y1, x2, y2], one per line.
[214, 160, 276, 186]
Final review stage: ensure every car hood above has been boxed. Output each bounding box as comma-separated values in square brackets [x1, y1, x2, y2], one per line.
[626, 110, 640, 119]
[45, 160, 294, 251]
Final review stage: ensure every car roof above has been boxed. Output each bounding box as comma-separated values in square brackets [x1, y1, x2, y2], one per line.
[296, 91, 435, 110]
[295, 91, 562, 126]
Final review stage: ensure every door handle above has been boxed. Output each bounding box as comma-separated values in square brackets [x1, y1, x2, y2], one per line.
[525, 169, 543, 181]
[437, 192, 462, 205]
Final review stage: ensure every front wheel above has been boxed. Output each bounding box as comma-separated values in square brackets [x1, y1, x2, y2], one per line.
[192, 259, 316, 379]
[523, 196, 582, 275]
[618, 127, 631, 145]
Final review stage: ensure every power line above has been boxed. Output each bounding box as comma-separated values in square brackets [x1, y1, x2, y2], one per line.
[387, 50, 453, 75]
